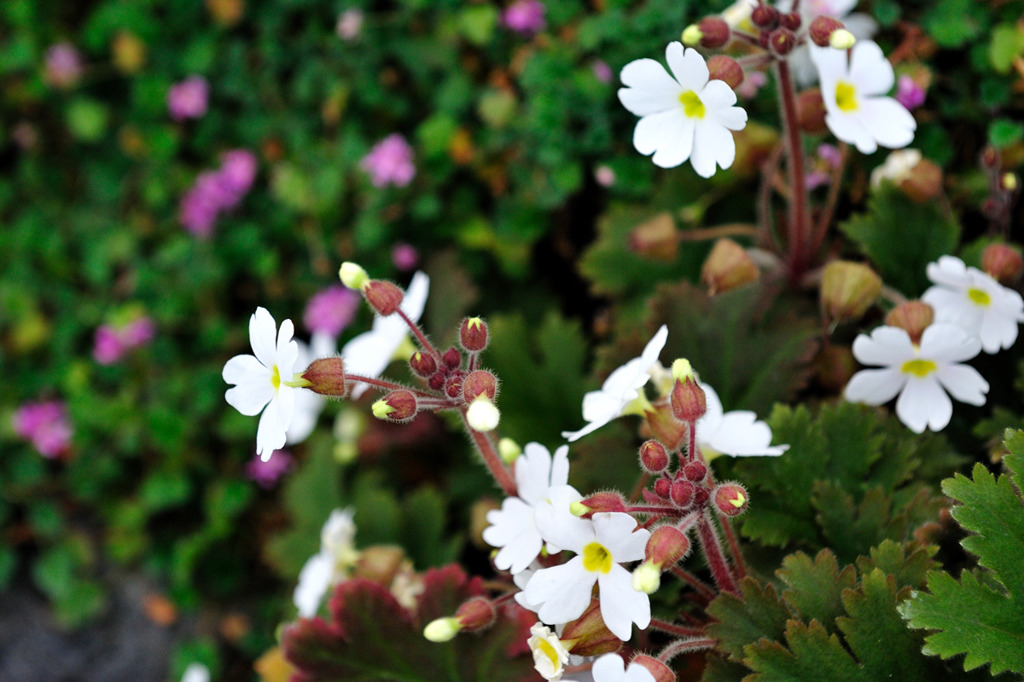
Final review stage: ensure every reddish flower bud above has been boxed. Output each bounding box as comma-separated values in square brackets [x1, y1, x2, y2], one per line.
[409, 351, 437, 378]
[576, 491, 627, 518]
[769, 28, 796, 56]
[885, 300, 934, 345]
[645, 525, 690, 567]
[363, 280, 404, 316]
[797, 88, 828, 134]
[694, 485, 711, 508]
[639, 439, 670, 474]
[300, 357, 347, 397]
[561, 600, 622, 656]
[632, 655, 676, 682]
[780, 11, 802, 31]
[809, 16, 843, 47]
[751, 4, 779, 29]
[372, 390, 418, 422]
[444, 373, 464, 399]
[463, 370, 498, 402]
[708, 55, 744, 90]
[697, 17, 731, 48]
[714, 482, 749, 517]
[701, 238, 759, 294]
[428, 371, 446, 391]
[670, 479, 696, 507]
[682, 461, 707, 483]
[442, 346, 462, 369]
[671, 378, 707, 423]
[455, 597, 496, 631]
[983, 243, 1024, 284]
[459, 317, 489, 352]
[653, 477, 671, 499]
[899, 159, 943, 203]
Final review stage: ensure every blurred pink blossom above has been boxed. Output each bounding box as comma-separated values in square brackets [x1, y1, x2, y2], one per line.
[895, 74, 925, 110]
[594, 165, 616, 187]
[13, 401, 73, 459]
[805, 144, 842, 190]
[502, 0, 546, 36]
[179, 149, 258, 236]
[167, 76, 209, 121]
[391, 243, 420, 271]
[219, 149, 258, 194]
[736, 71, 767, 100]
[93, 316, 156, 364]
[360, 134, 416, 188]
[591, 60, 613, 84]
[246, 449, 294, 488]
[44, 43, 84, 88]
[304, 285, 360, 336]
[336, 8, 364, 40]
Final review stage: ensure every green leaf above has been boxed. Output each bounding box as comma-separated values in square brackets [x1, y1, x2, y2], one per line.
[989, 23, 1024, 74]
[706, 578, 793, 661]
[777, 550, 856, 627]
[399, 487, 462, 569]
[924, 0, 985, 47]
[989, 118, 1024, 150]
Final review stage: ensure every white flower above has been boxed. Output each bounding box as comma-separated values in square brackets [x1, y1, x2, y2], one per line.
[294, 508, 358, 617]
[522, 498, 651, 641]
[483, 443, 572, 574]
[223, 307, 300, 459]
[869, 148, 922, 189]
[697, 383, 788, 457]
[618, 42, 747, 177]
[181, 663, 210, 682]
[562, 325, 669, 442]
[844, 324, 988, 433]
[528, 623, 572, 681]
[287, 332, 337, 445]
[810, 40, 916, 154]
[776, 0, 878, 85]
[341, 271, 429, 399]
[591, 653, 656, 682]
[466, 395, 501, 432]
[922, 255, 1024, 354]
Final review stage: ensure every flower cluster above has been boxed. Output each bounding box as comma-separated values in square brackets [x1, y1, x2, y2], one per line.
[93, 315, 155, 365]
[179, 149, 258, 237]
[13, 400, 73, 459]
[167, 75, 209, 121]
[360, 134, 416, 188]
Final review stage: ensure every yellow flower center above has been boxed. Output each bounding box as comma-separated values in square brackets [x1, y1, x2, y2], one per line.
[679, 90, 705, 119]
[582, 542, 613, 574]
[901, 359, 937, 377]
[835, 80, 858, 112]
[967, 287, 991, 307]
[271, 365, 281, 392]
[537, 638, 561, 671]
[729, 492, 746, 508]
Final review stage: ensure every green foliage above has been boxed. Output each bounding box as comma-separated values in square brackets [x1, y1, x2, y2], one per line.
[839, 184, 961, 298]
[924, 0, 986, 47]
[989, 23, 1024, 74]
[899, 430, 1024, 676]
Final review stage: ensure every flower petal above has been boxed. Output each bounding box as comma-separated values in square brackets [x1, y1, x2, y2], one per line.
[844, 367, 905, 405]
[935, 364, 989, 406]
[256, 398, 288, 458]
[852, 326, 914, 367]
[592, 512, 649, 562]
[517, 442, 555, 505]
[665, 43, 709, 93]
[895, 377, 950, 433]
[550, 445, 570, 488]
[293, 552, 333, 617]
[618, 59, 683, 116]
[919, 324, 981, 364]
[525, 559, 595, 625]
[848, 40, 894, 97]
[703, 411, 787, 456]
[857, 97, 916, 150]
[534, 485, 590, 552]
[249, 307, 278, 368]
[692, 116, 737, 175]
[597, 564, 651, 640]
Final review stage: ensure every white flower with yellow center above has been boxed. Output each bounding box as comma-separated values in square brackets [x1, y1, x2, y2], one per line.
[810, 40, 916, 154]
[618, 42, 747, 177]
[294, 508, 359, 617]
[922, 255, 1024, 354]
[844, 324, 988, 433]
[483, 443, 574, 574]
[528, 623, 572, 681]
[591, 653, 656, 682]
[521, 494, 651, 641]
[697, 383, 788, 457]
[223, 307, 300, 459]
[562, 325, 668, 442]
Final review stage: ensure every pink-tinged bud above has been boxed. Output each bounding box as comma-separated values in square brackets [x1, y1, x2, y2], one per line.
[983, 243, 1024, 284]
[459, 317, 489, 352]
[682, 461, 707, 483]
[455, 597, 496, 631]
[644, 401, 688, 451]
[694, 485, 711, 508]
[640, 440, 670, 474]
[442, 347, 462, 369]
[701, 239, 759, 294]
[629, 212, 679, 262]
[363, 280, 404, 316]
[697, 17, 731, 48]
[463, 370, 498, 402]
[670, 480, 696, 507]
[645, 525, 690, 567]
[769, 28, 796, 57]
[409, 351, 437, 378]
[653, 478, 671, 499]
[885, 301, 933, 345]
[708, 55, 744, 90]
[301, 357, 347, 397]
[560, 600, 622, 656]
[797, 89, 828, 134]
[632, 654, 676, 682]
[809, 16, 843, 47]
[671, 379, 707, 423]
[714, 482, 749, 517]
[372, 390, 418, 422]
[780, 11, 802, 31]
[751, 4, 779, 29]
[577, 491, 627, 518]
[821, 261, 882, 323]
[428, 371, 446, 391]
[445, 373, 465, 399]
[899, 159, 943, 203]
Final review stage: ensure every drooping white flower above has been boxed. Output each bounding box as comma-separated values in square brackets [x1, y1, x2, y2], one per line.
[223, 307, 300, 459]
[528, 622, 572, 681]
[294, 508, 359, 617]
[181, 663, 210, 682]
[810, 40, 916, 155]
[562, 326, 669, 442]
[341, 271, 429, 399]
[844, 324, 988, 433]
[618, 42, 748, 177]
[590, 653, 656, 682]
[483, 444, 573, 574]
[922, 255, 1024, 354]
[287, 332, 337, 445]
[522, 496, 651, 641]
[697, 383, 788, 457]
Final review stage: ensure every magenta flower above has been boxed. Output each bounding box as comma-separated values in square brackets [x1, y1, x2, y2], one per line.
[336, 8, 364, 40]
[44, 43, 84, 88]
[179, 150, 258, 236]
[13, 401, 73, 459]
[219, 149, 259, 196]
[167, 76, 209, 121]
[895, 74, 926, 111]
[805, 143, 842, 190]
[591, 60, 613, 84]
[594, 165, 616, 187]
[391, 243, 420, 272]
[245, 449, 294, 489]
[360, 134, 416, 188]
[93, 315, 156, 364]
[303, 285, 360, 337]
[502, 0, 546, 36]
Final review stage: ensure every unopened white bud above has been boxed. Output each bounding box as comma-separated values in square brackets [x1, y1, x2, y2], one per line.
[829, 28, 856, 49]
[466, 396, 500, 432]
[671, 358, 694, 382]
[339, 262, 369, 290]
[498, 437, 522, 464]
[632, 561, 662, 594]
[423, 617, 461, 642]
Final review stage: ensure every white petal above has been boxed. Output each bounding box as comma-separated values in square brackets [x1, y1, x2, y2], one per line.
[256, 399, 288, 458]
[580, 387, 628, 425]
[702, 411, 787, 456]
[550, 445, 570, 488]
[223, 353, 263, 385]
[484, 497, 542, 574]
[851, 326, 914, 367]
[402, 271, 430, 322]
[935, 364, 989, 406]
[895, 377, 950, 433]
[926, 256, 970, 288]
[809, 43, 847, 90]
[592, 512, 649, 562]
[848, 40, 893, 96]
[827, 111, 877, 154]
[665, 43, 709, 93]
[516, 443, 555, 506]
[598, 565, 651, 640]
[978, 310, 1019, 353]
[618, 60, 683, 116]
[692, 118, 737, 176]
[534, 485, 590, 552]
[294, 552, 334, 617]
[716, 104, 749, 132]
[699, 78, 738, 110]
[275, 318, 299, 376]
[857, 97, 916, 150]
[844, 368, 905, 405]
[225, 365, 275, 417]
[592, 655, 628, 682]
[633, 109, 691, 161]
[641, 325, 669, 366]
[650, 112, 697, 170]
[341, 330, 392, 399]
[526, 559, 595, 626]
[250, 307, 278, 368]
[919, 324, 981, 364]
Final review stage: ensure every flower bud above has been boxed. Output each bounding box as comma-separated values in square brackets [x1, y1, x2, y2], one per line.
[708, 55, 744, 90]
[697, 17, 731, 48]
[682, 460, 707, 483]
[424, 617, 461, 642]
[428, 372, 446, 391]
[409, 351, 437, 378]
[769, 28, 796, 57]
[653, 477, 671, 499]
[639, 440, 670, 474]
[821, 261, 882, 323]
[632, 654, 676, 682]
[714, 482, 749, 517]
[575, 491, 627, 518]
[694, 484, 711, 508]
[629, 212, 679, 262]
[751, 4, 779, 30]
[830, 28, 856, 49]
[454, 597, 496, 632]
[442, 346, 462, 369]
[982, 243, 1024, 284]
[339, 262, 369, 290]
[632, 562, 662, 594]
[372, 390, 418, 422]
[498, 437, 522, 464]
[899, 159, 943, 203]
[796, 88, 828, 134]
[780, 11, 801, 31]
[670, 479, 696, 507]
[301, 357, 348, 397]
[981, 145, 999, 169]
[363, 280, 404, 316]
[701, 238, 759, 294]
[463, 370, 498, 402]
[808, 16, 843, 47]
[885, 301, 933, 345]
[445, 372, 465, 399]
[681, 24, 703, 46]
[670, 377, 707, 424]
[459, 317, 489, 352]
[560, 600, 622, 656]
[645, 525, 690, 567]
[466, 396, 500, 432]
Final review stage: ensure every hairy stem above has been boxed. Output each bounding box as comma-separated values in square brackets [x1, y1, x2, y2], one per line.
[657, 637, 717, 663]
[775, 59, 812, 286]
[649, 618, 705, 638]
[697, 511, 739, 595]
[461, 408, 516, 496]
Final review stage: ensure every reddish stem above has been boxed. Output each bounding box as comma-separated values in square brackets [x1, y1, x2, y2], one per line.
[461, 408, 516, 496]
[658, 637, 717, 664]
[720, 517, 747, 579]
[697, 511, 739, 595]
[649, 618, 705, 638]
[775, 59, 812, 286]
[669, 566, 717, 602]
[397, 309, 441, 359]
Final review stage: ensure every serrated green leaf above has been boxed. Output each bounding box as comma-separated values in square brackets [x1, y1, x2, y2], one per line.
[706, 578, 793, 661]
[778, 551, 856, 627]
[745, 619, 867, 682]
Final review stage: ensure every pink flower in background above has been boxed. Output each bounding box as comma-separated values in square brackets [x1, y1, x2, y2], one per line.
[219, 149, 259, 195]
[391, 243, 420, 271]
[594, 165, 616, 187]
[502, 0, 546, 36]
[895, 74, 926, 110]
[303, 285, 360, 337]
[246, 449, 294, 489]
[336, 8, 364, 40]
[591, 60, 613, 84]
[44, 43, 84, 88]
[736, 71, 767, 100]
[179, 149, 258, 236]
[805, 144, 842, 190]
[167, 76, 209, 121]
[360, 134, 416, 188]
[13, 401, 73, 458]
[93, 316, 156, 365]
